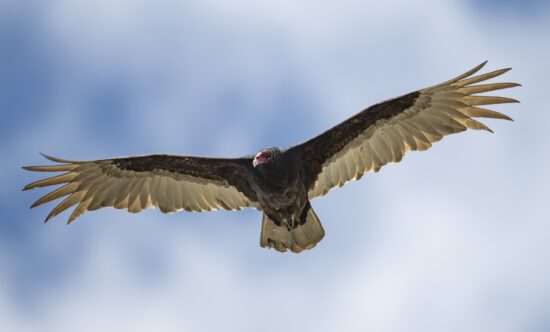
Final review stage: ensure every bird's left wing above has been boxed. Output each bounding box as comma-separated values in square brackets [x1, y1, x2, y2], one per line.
[23, 154, 259, 223]
[290, 62, 520, 199]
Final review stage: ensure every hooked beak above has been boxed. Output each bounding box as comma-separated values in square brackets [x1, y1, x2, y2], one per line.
[253, 153, 265, 168]
[253, 156, 261, 168]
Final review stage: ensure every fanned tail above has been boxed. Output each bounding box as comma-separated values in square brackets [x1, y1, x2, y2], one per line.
[260, 203, 325, 253]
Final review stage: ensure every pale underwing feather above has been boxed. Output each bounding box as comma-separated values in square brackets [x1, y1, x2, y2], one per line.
[46, 191, 86, 222]
[464, 95, 519, 106]
[458, 82, 520, 95]
[127, 177, 145, 209]
[453, 68, 511, 87]
[459, 106, 513, 121]
[31, 182, 80, 208]
[68, 196, 93, 224]
[23, 172, 78, 191]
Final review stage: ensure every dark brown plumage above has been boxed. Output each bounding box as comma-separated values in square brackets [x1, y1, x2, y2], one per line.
[23, 62, 519, 253]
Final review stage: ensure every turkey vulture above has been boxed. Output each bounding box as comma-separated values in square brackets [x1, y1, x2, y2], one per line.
[23, 62, 519, 253]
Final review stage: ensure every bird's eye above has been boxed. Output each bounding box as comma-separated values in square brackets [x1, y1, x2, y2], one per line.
[263, 151, 271, 158]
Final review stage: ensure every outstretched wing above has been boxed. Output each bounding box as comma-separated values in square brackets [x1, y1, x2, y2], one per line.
[23, 154, 259, 223]
[291, 62, 520, 199]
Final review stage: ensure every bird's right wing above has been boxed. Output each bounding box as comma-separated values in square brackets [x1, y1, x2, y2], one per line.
[290, 62, 519, 199]
[23, 154, 259, 223]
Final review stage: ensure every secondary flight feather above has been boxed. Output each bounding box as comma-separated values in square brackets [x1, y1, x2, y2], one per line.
[23, 62, 520, 253]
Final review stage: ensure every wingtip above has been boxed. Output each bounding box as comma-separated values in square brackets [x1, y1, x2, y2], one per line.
[474, 60, 488, 71]
[39, 153, 73, 164]
[44, 213, 54, 223]
[39, 152, 53, 161]
[39, 152, 52, 159]
[505, 82, 522, 89]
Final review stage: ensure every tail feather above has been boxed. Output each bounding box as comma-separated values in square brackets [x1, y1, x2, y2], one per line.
[260, 205, 325, 253]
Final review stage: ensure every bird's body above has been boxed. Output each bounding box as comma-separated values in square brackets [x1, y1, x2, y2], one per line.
[251, 149, 308, 228]
[23, 62, 520, 253]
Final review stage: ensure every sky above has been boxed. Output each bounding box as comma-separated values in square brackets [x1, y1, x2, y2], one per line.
[1, 0, 550, 331]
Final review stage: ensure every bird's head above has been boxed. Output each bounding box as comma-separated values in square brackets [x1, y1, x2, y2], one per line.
[253, 147, 281, 168]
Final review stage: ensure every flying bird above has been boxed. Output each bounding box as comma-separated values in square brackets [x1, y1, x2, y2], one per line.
[23, 62, 519, 253]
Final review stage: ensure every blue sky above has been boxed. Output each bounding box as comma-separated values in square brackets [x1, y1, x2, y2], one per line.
[1, 1, 549, 331]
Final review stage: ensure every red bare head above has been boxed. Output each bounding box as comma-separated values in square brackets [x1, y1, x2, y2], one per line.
[253, 147, 279, 167]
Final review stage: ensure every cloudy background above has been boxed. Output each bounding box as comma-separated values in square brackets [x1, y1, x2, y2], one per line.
[2, 0, 549, 331]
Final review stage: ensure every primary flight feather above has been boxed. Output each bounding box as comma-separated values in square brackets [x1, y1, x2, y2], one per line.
[23, 62, 520, 253]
